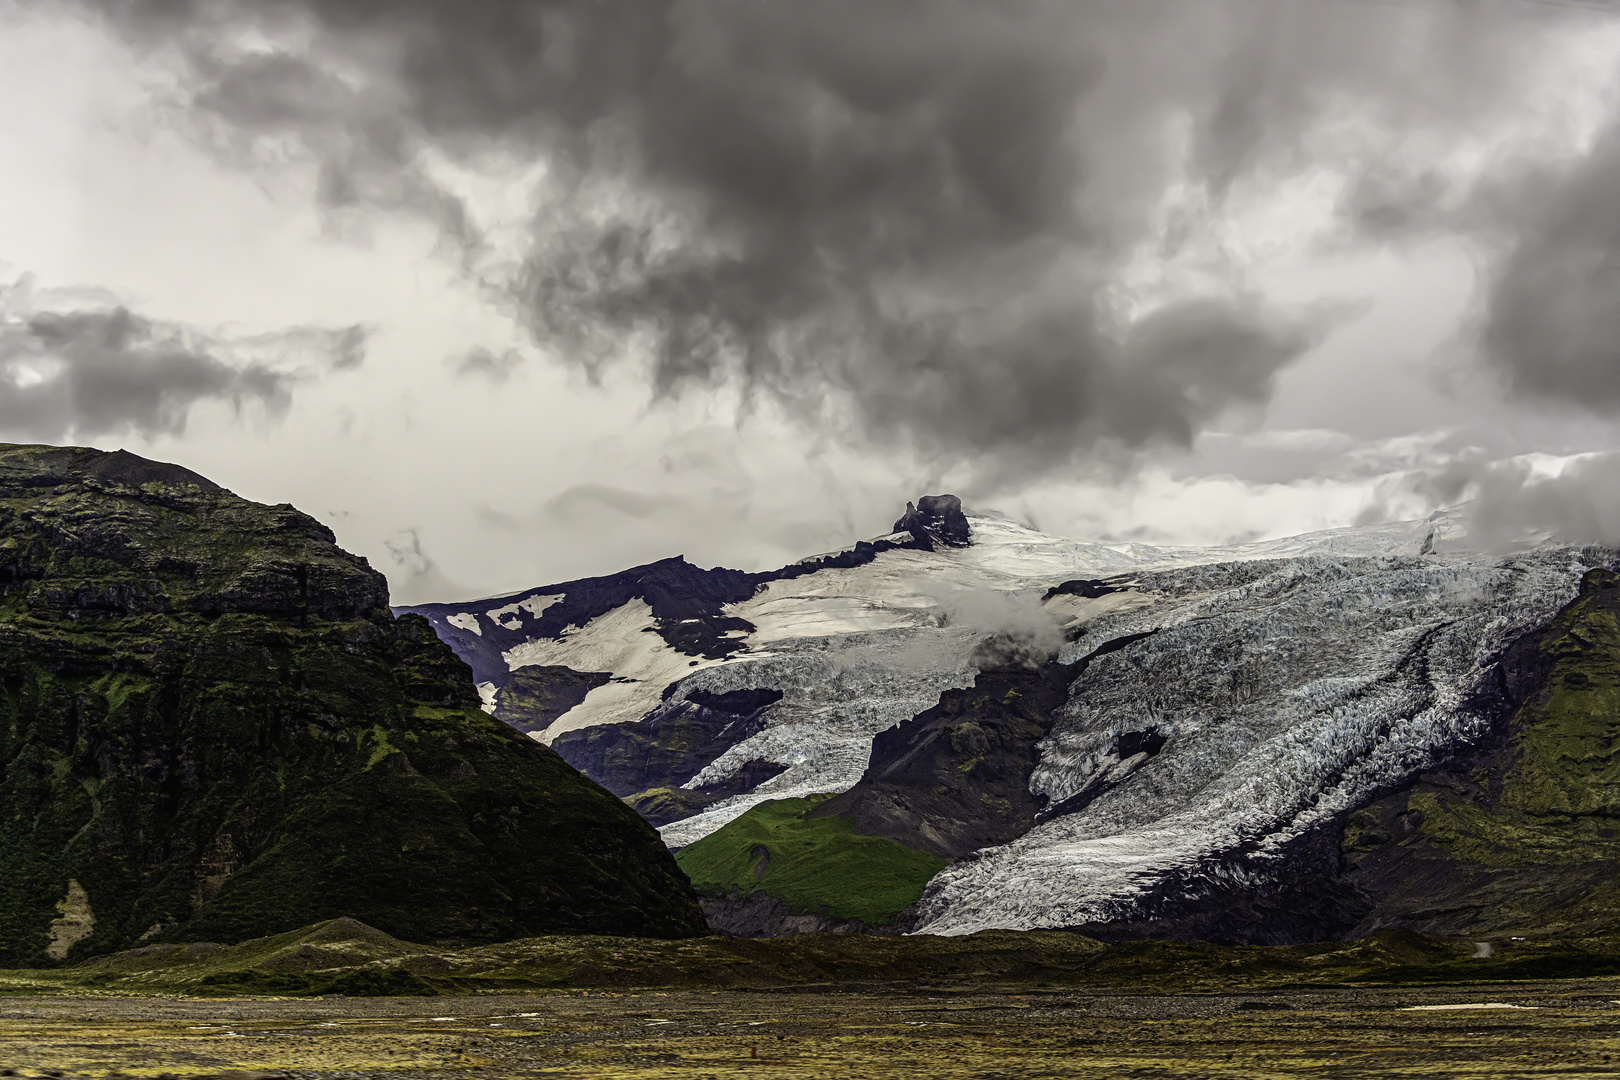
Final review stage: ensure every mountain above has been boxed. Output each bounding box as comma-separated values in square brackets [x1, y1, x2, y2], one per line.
[0, 444, 706, 966]
[405, 496, 1619, 942]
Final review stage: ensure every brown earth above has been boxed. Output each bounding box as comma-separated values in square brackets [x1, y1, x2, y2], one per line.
[2, 984, 1620, 1078]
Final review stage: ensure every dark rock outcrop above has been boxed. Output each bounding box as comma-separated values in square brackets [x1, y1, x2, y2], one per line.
[491, 665, 612, 734]
[552, 688, 784, 825]
[1042, 577, 1131, 602]
[893, 494, 971, 550]
[811, 661, 1082, 860]
[810, 629, 1159, 863]
[0, 443, 707, 966]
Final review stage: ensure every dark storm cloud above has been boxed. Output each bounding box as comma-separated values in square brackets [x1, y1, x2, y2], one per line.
[75, 0, 1590, 470]
[0, 278, 367, 439]
[1478, 123, 1620, 411]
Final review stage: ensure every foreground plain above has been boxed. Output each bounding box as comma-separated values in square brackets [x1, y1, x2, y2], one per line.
[5, 986, 1620, 1077]
[8, 922, 1620, 1076]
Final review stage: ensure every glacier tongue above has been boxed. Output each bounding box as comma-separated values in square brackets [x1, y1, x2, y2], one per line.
[911, 546, 1598, 935]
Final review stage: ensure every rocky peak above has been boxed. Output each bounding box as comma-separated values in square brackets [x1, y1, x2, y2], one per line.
[0, 443, 387, 622]
[893, 494, 971, 550]
[0, 441, 708, 963]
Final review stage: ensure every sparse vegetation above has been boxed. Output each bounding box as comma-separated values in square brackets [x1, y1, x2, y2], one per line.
[7, 916, 1620, 1002]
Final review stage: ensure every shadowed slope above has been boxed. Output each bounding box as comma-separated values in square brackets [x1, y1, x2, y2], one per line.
[0, 443, 706, 965]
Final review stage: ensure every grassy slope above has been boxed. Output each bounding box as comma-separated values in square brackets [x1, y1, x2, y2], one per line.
[1342, 567, 1620, 937]
[675, 796, 948, 925]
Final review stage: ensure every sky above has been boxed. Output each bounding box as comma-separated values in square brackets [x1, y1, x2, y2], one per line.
[3, 0, 1620, 603]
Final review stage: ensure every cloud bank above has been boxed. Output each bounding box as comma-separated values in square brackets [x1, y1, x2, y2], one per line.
[0, 273, 365, 441]
[72, 0, 1606, 479]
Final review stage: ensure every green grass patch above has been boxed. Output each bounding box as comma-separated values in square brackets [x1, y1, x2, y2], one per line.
[675, 796, 948, 926]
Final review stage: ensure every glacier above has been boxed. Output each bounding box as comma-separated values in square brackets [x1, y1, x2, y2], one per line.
[404, 507, 1607, 934]
[913, 544, 1594, 933]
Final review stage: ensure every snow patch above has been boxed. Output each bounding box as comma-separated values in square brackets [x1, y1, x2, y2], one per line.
[485, 603, 523, 629]
[486, 592, 562, 630]
[502, 599, 726, 743]
[519, 592, 565, 618]
[476, 681, 498, 715]
[445, 612, 481, 635]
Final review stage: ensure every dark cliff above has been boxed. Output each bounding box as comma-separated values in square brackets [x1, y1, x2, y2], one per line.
[0, 444, 706, 966]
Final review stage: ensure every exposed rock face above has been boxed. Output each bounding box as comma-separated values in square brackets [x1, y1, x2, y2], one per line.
[551, 688, 786, 825]
[893, 494, 971, 550]
[491, 665, 612, 734]
[811, 661, 1082, 860]
[0, 444, 706, 965]
[552, 688, 785, 798]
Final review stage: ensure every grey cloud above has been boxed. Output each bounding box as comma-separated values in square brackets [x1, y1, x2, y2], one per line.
[1453, 454, 1620, 552]
[383, 526, 465, 605]
[925, 583, 1067, 671]
[544, 483, 683, 522]
[74, 0, 1590, 472]
[1479, 124, 1620, 411]
[1473, 455, 1620, 551]
[452, 345, 524, 382]
[0, 276, 366, 440]
[1361, 451, 1620, 553]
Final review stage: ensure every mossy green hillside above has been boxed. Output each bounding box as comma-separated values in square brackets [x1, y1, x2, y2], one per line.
[675, 796, 947, 926]
[1341, 566, 1620, 937]
[0, 444, 706, 967]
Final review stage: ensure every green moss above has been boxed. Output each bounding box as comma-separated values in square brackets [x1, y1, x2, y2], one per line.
[362, 725, 396, 770]
[1339, 569, 1620, 938]
[0, 443, 707, 966]
[622, 786, 722, 826]
[676, 796, 947, 925]
[1505, 603, 1620, 817]
[1407, 571, 1620, 870]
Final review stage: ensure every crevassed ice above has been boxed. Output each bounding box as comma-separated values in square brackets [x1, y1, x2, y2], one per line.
[911, 546, 1598, 935]
[655, 628, 978, 848]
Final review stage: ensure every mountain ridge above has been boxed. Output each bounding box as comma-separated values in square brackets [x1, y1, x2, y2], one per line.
[404, 496, 1614, 943]
[0, 443, 706, 965]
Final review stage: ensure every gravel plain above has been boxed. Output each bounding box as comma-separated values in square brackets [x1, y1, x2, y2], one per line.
[4, 983, 1620, 1078]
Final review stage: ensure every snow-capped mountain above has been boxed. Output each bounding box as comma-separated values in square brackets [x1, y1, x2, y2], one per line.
[401, 499, 1605, 938]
